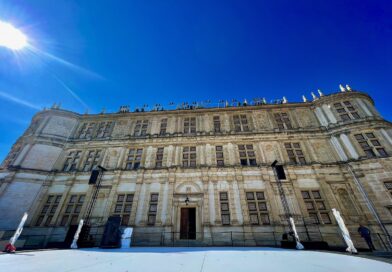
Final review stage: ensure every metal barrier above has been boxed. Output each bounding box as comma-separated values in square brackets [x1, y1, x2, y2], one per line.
[1, 227, 391, 251]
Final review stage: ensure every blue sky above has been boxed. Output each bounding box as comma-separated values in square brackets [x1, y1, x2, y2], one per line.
[0, 0, 391, 162]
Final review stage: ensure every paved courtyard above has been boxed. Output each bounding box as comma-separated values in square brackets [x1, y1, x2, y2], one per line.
[1, 247, 391, 272]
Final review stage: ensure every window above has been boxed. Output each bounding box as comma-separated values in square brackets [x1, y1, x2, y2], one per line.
[159, 118, 167, 135]
[147, 193, 159, 225]
[219, 192, 230, 225]
[233, 115, 250, 132]
[284, 143, 306, 164]
[125, 149, 143, 170]
[216, 146, 224, 167]
[384, 182, 392, 197]
[82, 150, 102, 171]
[246, 192, 270, 225]
[213, 116, 221, 132]
[96, 121, 113, 138]
[274, 113, 292, 129]
[301, 190, 331, 224]
[184, 117, 196, 134]
[134, 120, 149, 136]
[238, 144, 257, 166]
[78, 123, 96, 139]
[35, 195, 62, 226]
[112, 194, 134, 226]
[63, 151, 82, 172]
[334, 101, 360, 121]
[60, 195, 85, 226]
[354, 133, 388, 158]
[155, 147, 164, 168]
[183, 146, 196, 167]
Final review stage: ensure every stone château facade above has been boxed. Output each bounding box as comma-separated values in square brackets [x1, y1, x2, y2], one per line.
[0, 86, 392, 247]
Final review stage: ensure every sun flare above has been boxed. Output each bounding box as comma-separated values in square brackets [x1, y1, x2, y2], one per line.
[0, 20, 28, 50]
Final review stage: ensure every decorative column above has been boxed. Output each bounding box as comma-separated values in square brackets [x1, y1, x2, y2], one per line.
[340, 134, 359, 159]
[321, 104, 337, 123]
[330, 135, 348, 161]
[213, 180, 221, 225]
[155, 180, 165, 226]
[227, 175, 239, 225]
[130, 172, 144, 226]
[164, 169, 176, 229]
[101, 171, 121, 223]
[52, 179, 73, 225]
[202, 174, 212, 244]
[380, 128, 392, 146]
[236, 173, 250, 226]
[27, 173, 54, 226]
[314, 107, 328, 126]
[202, 175, 210, 226]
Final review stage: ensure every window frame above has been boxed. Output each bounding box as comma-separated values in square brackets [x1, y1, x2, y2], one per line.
[246, 191, 270, 225]
[35, 194, 62, 226]
[301, 190, 331, 225]
[147, 193, 159, 226]
[182, 146, 197, 168]
[219, 192, 231, 225]
[284, 142, 306, 165]
[183, 117, 197, 134]
[125, 148, 143, 170]
[112, 193, 134, 226]
[233, 114, 250, 132]
[238, 144, 257, 166]
[274, 112, 293, 130]
[334, 101, 360, 121]
[354, 132, 388, 158]
[60, 194, 86, 226]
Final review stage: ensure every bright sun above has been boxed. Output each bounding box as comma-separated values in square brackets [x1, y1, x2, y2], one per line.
[0, 20, 28, 50]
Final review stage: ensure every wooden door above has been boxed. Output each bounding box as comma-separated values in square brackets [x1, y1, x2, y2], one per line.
[180, 208, 196, 239]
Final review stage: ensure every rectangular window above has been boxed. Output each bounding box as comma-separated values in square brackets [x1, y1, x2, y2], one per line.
[35, 194, 62, 226]
[274, 113, 292, 129]
[384, 182, 392, 197]
[301, 190, 331, 224]
[233, 115, 250, 132]
[78, 123, 96, 139]
[63, 151, 82, 172]
[60, 195, 85, 226]
[238, 144, 257, 166]
[219, 192, 230, 225]
[354, 133, 388, 158]
[155, 147, 164, 168]
[96, 121, 113, 138]
[147, 193, 159, 225]
[216, 146, 224, 167]
[182, 146, 196, 167]
[82, 150, 102, 171]
[125, 148, 143, 170]
[159, 118, 167, 135]
[284, 143, 306, 164]
[246, 192, 270, 225]
[334, 101, 360, 121]
[184, 117, 196, 134]
[134, 120, 149, 136]
[112, 194, 134, 226]
[213, 116, 221, 132]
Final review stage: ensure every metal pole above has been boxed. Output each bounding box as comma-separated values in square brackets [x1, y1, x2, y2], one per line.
[346, 164, 392, 249]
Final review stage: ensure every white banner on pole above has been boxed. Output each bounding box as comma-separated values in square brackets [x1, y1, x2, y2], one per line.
[70, 219, 84, 249]
[121, 227, 133, 249]
[9, 212, 28, 246]
[289, 217, 304, 250]
[332, 208, 357, 254]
